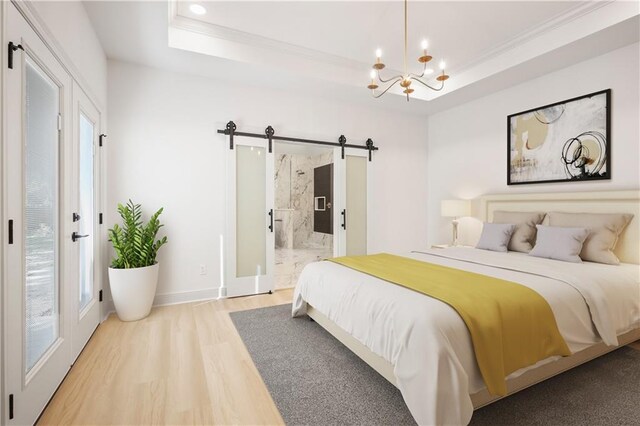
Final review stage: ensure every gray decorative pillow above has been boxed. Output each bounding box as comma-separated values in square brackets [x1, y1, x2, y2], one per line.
[547, 212, 633, 265]
[493, 211, 546, 253]
[529, 225, 589, 263]
[476, 223, 516, 252]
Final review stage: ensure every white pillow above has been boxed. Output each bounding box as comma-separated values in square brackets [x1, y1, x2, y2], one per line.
[547, 212, 633, 265]
[528, 225, 589, 263]
[476, 223, 516, 252]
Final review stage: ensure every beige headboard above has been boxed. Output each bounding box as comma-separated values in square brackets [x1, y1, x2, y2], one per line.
[479, 190, 640, 264]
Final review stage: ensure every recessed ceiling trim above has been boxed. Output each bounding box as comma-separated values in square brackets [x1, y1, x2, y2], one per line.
[166, 0, 638, 104]
[168, 0, 619, 80]
[168, 0, 372, 72]
[449, 1, 615, 76]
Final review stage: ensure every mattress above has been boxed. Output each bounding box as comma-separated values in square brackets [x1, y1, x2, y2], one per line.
[292, 247, 640, 425]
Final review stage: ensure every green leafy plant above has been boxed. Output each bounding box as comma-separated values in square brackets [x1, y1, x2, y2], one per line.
[108, 200, 168, 269]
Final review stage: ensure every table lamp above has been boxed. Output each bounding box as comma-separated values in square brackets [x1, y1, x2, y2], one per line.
[441, 199, 471, 246]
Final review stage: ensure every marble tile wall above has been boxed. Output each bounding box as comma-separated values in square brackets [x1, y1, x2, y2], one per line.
[275, 246, 333, 289]
[274, 152, 333, 250]
[275, 154, 292, 211]
[274, 209, 293, 249]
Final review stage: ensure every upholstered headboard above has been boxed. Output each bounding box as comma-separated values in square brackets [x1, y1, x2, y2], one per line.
[479, 190, 640, 264]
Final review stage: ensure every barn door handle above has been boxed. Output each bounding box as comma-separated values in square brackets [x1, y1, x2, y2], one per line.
[341, 209, 346, 230]
[268, 209, 273, 232]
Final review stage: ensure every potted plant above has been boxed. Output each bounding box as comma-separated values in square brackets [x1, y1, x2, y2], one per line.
[108, 200, 167, 321]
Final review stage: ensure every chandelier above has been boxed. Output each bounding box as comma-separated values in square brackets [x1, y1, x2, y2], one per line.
[367, 0, 449, 101]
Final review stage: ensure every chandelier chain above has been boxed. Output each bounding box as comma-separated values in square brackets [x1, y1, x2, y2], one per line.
[404, 0, 407, 77]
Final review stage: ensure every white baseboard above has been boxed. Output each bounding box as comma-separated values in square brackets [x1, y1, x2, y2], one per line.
[152, 287, 221, 306]
[100, 287, 223, 322]
[101, 300, 115, 321]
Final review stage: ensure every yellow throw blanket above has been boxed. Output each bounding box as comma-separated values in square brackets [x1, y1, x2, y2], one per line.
[328, 253, 571, 396]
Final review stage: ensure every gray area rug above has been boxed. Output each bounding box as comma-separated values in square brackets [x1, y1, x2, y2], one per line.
[230, 304, 640, 425]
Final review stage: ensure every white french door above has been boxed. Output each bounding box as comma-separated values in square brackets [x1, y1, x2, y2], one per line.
[4, 5, 103, 424]
[5, 4, 73, 424]
[335, 148, 369, 256]
[224, 136, 275, 297]
[70, 82, 102, 359]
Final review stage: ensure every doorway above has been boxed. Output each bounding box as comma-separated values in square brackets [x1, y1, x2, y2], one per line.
[222, 128, 370, 297]
[273, 143, 335, 289]
[4, 4, 103, 423]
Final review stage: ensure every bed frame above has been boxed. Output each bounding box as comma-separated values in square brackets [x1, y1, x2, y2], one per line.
[307, 190, 640, 410]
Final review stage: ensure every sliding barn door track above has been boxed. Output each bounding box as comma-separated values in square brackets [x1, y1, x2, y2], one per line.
[217, 121, 379, 161]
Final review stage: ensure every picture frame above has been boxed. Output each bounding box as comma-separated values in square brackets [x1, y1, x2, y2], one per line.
[507, 89, 611, 185]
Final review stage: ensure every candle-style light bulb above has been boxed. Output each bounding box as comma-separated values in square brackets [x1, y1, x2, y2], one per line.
[439, 60, 446, 70]
[375, 48, 382, 59]
[421, 39, 428, 50]
[370, 69, 376, 80]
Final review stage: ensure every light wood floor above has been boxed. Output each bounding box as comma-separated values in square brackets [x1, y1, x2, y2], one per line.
[38, 289, 294, 425]
[39, 288, 640, 425]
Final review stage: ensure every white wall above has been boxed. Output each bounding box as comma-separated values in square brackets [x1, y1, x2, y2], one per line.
[107, 60, 429, 304]
[427, 43, 640, 246]
[29, 1, 108, 108]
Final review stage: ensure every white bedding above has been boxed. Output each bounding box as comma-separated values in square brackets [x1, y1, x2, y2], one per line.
[292, 247, 640, 425]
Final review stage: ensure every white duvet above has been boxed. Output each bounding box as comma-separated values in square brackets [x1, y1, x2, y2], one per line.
[292, 248, 640, 425]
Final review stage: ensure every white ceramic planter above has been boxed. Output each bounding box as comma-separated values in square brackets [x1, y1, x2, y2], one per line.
[108, 263, 160, 321]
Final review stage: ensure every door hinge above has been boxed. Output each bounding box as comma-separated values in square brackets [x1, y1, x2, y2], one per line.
[99, 213, 103, 224]
[9, 393, 14, 420]
[8, 220, 14, 244]
[99, 290, 103, 302]
[99, 134, 107, 147]
[57, 114, 62, 131]
[8, 42, 24, 69]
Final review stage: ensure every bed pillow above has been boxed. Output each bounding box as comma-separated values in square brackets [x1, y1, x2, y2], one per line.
[476, 223, 516, 252]
[529, 225, 589, 263]
[547, 212, 633, 265]
[492, 211, 546, 253]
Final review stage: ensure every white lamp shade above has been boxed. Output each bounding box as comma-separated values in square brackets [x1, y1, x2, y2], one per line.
[441, 199, 471, 218]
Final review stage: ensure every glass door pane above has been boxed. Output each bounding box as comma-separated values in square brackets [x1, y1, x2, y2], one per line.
[24, 57, 60, 372]
[236, 145, 267, 277]
[346, 155, 367, 255]
[78, 113, 94, 311]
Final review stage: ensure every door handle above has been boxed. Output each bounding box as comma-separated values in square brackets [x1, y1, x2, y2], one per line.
[341, 209, 346, 230]
[268, 209, 273, 232]
[72, 232, 89, 242]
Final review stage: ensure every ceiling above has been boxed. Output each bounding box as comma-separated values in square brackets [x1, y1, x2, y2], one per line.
[84, 1, 640, 115]
[175, 1, 582, 73]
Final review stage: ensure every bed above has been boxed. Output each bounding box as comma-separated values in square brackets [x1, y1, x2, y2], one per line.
[291, 191, 640, 425]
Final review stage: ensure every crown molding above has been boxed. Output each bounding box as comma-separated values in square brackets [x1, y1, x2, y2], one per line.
[168, 0, 371, 72]
[168, 0, 617, 80]
[166, 0, 637, 104]
[449, 1, 615, 76]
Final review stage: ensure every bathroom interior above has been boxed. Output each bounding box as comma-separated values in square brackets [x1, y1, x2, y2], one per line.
[274, 144, 334, 289]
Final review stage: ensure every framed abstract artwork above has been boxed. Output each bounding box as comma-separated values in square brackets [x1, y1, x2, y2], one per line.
[507, 89, 610, 185]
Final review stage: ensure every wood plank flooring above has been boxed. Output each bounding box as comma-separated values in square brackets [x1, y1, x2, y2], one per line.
[38, 289, 293, 425]
[38, 288, 640, 425]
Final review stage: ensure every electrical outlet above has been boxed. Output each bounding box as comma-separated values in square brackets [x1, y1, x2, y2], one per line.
[199, 264, 207, 275]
